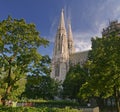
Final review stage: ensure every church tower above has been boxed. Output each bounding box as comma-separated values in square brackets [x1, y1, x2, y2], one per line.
[51, 9, 69, 82]
[68, 21, 75, 54]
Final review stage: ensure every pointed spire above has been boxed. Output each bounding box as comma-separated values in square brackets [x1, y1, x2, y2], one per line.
[58, 9, 65, 29]
[68, 20, 75, 54]
[68, 20, 73, 41]
[51, 9, 69, 82]
[53, 8, 68, 56]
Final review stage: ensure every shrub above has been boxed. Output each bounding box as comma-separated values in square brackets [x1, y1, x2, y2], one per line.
[0, 106, 82, 112]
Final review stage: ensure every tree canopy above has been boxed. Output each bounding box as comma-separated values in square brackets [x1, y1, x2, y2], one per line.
[62, 64, 88, 100]
[0, 16, 49, 101]
[79, 32, 120, 112]
[23, 75, 60, 100]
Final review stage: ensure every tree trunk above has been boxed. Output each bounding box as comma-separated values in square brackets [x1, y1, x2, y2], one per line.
[96, 97, 104, 109]
[0, 95, 2, 104]
[6, 85, 12, 96]
[110, 97, 114, 112]
[115, 92, 120, 112]
[4, 67, 12, 100]
[114, 87, 120, 112]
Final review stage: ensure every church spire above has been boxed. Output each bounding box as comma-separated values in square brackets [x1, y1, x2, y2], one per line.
[58, 9, 65, 30]
[54, 9, 68, 55]
[51, 9, 69, 82]
[68, 21, 75, 54]
[68, 21, 73, 40]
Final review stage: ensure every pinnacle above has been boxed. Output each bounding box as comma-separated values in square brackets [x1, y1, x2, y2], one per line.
[68, 21, 73, 40]
[58, 9, 65, 29]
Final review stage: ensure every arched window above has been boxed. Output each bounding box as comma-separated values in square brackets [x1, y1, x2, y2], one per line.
[58, 34, 61, 51]
[55, 64, 59, 77]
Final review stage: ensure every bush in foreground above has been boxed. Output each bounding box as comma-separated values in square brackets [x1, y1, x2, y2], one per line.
[0, 106, 82, 112]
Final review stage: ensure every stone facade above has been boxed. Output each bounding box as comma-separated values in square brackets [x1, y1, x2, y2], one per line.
[102, 20, 120, 37]
[51, 9, 88, 82]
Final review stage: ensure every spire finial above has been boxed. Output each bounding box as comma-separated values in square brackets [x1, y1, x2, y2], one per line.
[68, 20, 72, 40]
[68, 19, 75, 54]
[58, 8, 65, 29]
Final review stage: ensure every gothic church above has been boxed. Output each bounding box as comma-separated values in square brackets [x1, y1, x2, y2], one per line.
[51, 9, 88, 82]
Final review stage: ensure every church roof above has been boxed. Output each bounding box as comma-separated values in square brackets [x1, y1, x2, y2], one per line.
[69, 50, 89, 65]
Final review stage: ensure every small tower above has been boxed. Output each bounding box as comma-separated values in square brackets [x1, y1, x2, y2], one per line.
[68, 21, 75, 54]
[51, 9, 69, 82]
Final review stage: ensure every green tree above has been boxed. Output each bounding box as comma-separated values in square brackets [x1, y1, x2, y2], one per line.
[30, 55, 51, 76]
[23, 75, 60, 99]
[0, 16, 48, 103]
[23, 55, 60, 100]
[62, 64, 88, 101]
[79, 33, 120, 112]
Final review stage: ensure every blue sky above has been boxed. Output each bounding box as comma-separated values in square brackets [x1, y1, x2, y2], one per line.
[1, 0, 120, 57]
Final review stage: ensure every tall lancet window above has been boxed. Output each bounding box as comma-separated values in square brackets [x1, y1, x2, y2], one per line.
[55, 64, 60, 77]
[58, 34, 61, 51]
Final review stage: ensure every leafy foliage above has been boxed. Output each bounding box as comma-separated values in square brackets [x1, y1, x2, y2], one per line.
[0, 16, 49, 101]
[62, 64, 88, 100]
[23, 75, 60, 99]
[0, 106, 82, 112]
[79, 32, 120, 111]
[30, 55, 51, 76]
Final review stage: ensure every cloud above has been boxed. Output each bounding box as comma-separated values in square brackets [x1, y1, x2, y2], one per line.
[73, 20, 108, 52]
[73, 19, 107, 52]
[48, 0, 120, 54]
[49, 14, 59, 43]
[73, 32, 92, 52]
[96, 0, 120, 21]
[72, 0, 120, 52]
[75, 40, 91, 52]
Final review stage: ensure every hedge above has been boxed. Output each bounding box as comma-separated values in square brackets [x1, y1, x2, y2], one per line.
[0, 106, 82, 112]
[18, 100, 79, 108]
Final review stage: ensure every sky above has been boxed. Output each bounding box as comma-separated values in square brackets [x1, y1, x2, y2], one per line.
[1, 0, 120, 57]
